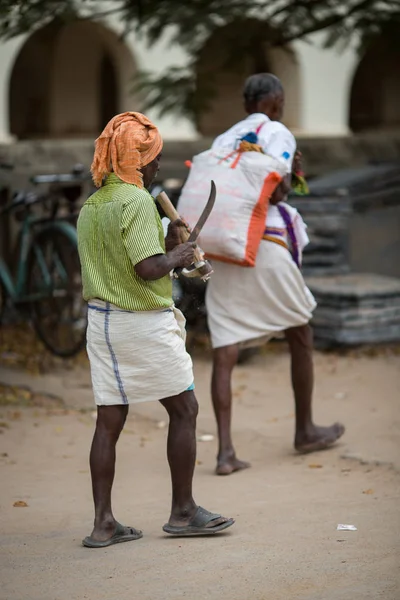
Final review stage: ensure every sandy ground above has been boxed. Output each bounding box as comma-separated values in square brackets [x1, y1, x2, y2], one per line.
[0, 346, 400, 600]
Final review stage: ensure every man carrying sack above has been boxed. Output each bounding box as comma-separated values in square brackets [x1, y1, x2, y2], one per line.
[77, 112, 234, 546]
[205, 74, 345, 475]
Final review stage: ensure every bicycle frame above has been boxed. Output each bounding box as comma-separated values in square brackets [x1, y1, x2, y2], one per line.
[0, 213, 78, 304]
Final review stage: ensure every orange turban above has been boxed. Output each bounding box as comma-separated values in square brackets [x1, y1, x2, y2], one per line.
[91, 112, 163, 188]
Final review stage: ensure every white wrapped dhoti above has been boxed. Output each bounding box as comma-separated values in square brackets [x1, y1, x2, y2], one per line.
[87, 300, 194, 405]
[206, 240, 316, 349]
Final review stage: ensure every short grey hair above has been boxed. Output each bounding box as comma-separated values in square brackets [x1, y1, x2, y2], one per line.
[243, 73, 283, 105]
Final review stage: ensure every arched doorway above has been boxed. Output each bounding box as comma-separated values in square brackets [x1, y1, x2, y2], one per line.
[9, 20, 136, 139]
[349, 26, 400, 133]
[196, 20, 301, 136]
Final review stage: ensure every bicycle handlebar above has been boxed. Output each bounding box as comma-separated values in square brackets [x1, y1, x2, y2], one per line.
[0, 162, 14, 170]
[31, 172, 90, 184]
[0, 192, 49, 216]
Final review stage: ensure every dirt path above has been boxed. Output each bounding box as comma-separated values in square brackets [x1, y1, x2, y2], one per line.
[1, 348, 399, 600]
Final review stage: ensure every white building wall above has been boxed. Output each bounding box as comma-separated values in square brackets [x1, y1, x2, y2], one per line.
[99, 15, 198, 141]
[0, 17, 359, 143]
[0, 35, 26, 142]
[293, 35, 358, 136]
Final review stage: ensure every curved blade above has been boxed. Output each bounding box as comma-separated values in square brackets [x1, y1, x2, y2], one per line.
[188, 180, 216, 242]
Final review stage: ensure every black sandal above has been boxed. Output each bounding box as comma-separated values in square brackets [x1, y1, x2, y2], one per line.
[163, 506, 235, 536]
[82, 522, 143, 548]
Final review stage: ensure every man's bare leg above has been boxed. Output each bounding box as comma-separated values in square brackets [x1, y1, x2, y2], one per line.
[88, 404, 141, 541]
[160, 390, 232, 528]
[87, 392, 231, 541]
[285, 324, 345, 452]
[211, 345, 251, 475]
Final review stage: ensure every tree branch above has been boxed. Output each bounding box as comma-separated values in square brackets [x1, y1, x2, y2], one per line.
[277, 0, 381, 45]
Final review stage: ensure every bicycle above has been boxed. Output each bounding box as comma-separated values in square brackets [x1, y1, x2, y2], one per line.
[0, 163, 88, 357]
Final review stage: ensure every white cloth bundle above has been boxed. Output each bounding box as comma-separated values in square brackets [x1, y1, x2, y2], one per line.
[266, 203, 310, 266]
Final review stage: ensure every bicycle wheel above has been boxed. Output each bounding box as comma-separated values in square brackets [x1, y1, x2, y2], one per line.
[28, 228, 87, 357]
[0, 278, 5, 324]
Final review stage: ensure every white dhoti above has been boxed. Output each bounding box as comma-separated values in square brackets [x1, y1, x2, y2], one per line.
[87, 300, 194, 405]
[206, 241, 316, 349]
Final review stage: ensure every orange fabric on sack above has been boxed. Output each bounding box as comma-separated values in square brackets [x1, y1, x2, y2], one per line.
[244, 171, 282, 266]
[91, 112, 163, 188]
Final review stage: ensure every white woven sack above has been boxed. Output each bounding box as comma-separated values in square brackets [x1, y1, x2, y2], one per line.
[177, 149, 287, 266]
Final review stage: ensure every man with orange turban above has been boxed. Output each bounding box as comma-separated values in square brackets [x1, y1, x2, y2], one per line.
[77, 112, 234, 547]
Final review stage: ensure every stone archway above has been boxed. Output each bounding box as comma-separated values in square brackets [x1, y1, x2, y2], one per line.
[196, 20, 301, 136]
[349, 27, 400, 133]
[9, 20, 136, 139]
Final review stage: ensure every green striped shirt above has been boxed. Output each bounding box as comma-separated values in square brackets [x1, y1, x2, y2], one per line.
[77, 174, 173, 311]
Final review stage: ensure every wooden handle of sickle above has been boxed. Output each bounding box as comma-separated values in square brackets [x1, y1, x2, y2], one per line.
[156, 191, 204, 262]
[157, 191, 181, 224]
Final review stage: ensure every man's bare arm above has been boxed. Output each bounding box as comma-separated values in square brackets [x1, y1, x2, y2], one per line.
[134, 243, 196, 281]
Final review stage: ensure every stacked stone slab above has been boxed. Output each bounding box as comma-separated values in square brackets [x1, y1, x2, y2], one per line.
[290, 195, 351, 277]
[289, 164, 400, 346]
[290, 163, 400, 278]
[306, 274, 400, 345]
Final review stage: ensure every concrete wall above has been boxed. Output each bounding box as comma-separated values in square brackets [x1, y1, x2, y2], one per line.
[350, 31, 400, 132]
[50, 23, 104, 136]
[0, 13, 363, 143]
[293, 35, 357, 136]
[0, 16, 197, 143]
[197, 42, 302, 136]
[269, 47, 301, 131]
[0, 11, 399, 144]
